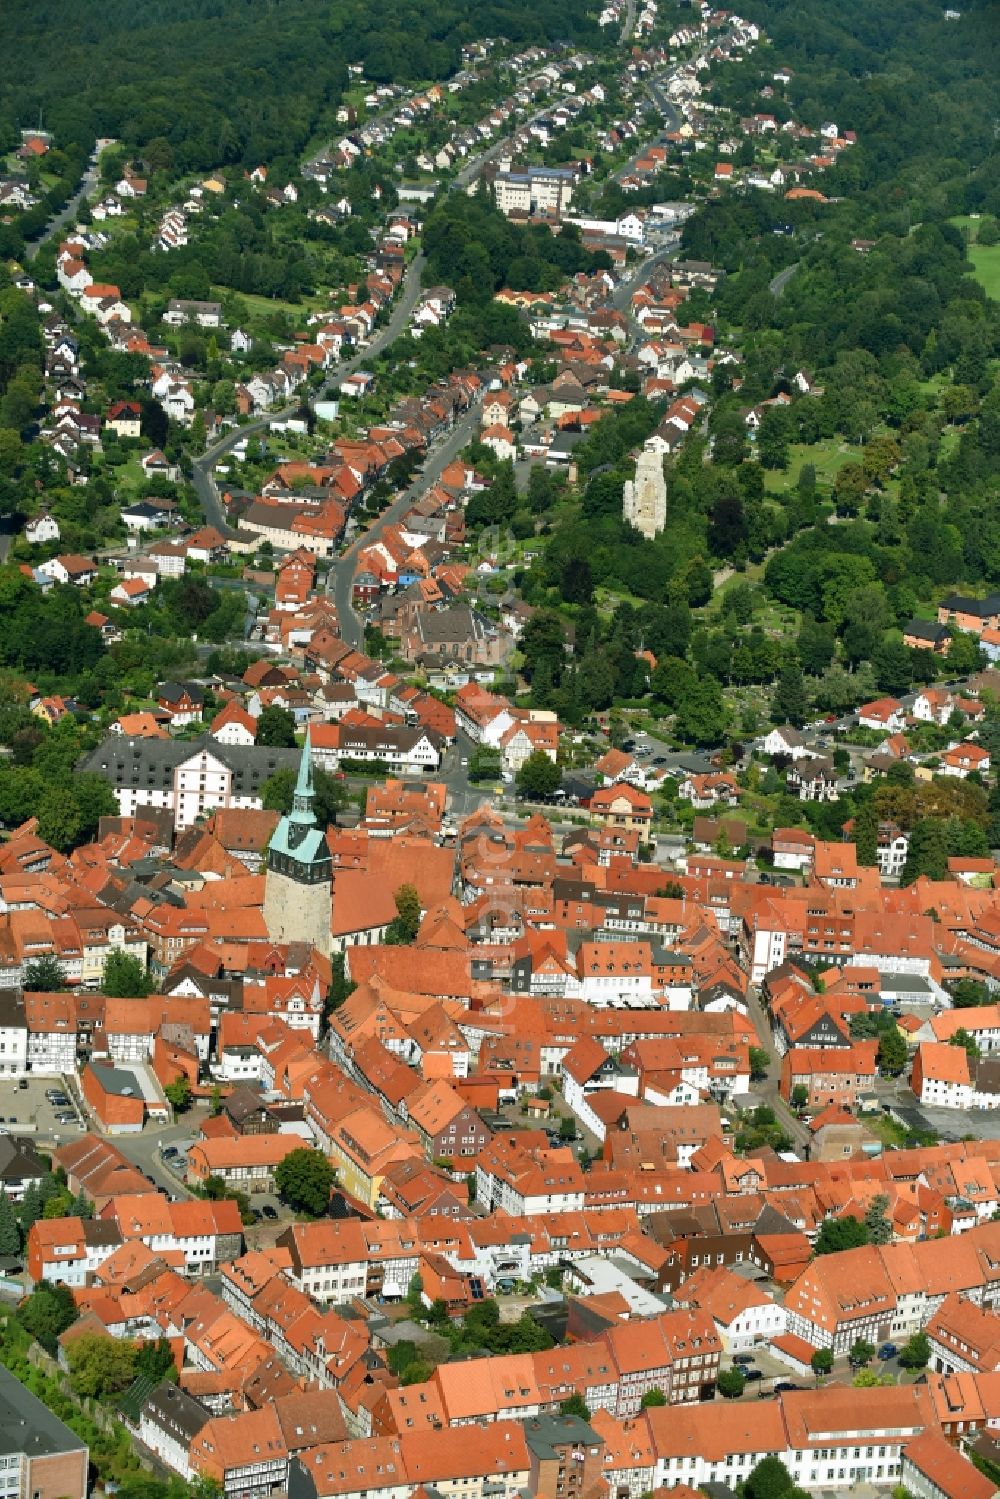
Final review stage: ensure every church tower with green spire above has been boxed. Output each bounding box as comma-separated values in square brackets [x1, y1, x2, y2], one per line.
[263, 731, 333, 957]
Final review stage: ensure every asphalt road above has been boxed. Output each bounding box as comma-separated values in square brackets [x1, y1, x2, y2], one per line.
[621, 0, 638, 43]
[24, 151, 100, 263]
[647, 77, 682, 133]
[742, 984, 812, 1152]
[769, 261, 800, 297]
[450, 94, 575, 193]
[114, 1120, 197, 1198]
[611, 244, 676, 313]
[190, 253, 428, 534]
[327, 400, 484, 645]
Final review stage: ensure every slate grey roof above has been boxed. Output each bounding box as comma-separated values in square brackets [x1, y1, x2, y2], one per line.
[0, 1364, 88, 1460]
[80, 735, 301, 797]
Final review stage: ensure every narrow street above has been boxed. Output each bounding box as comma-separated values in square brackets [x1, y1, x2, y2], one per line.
[328, 402, 484, 645]
[24, 145, 100, 262]
[769, 262, 800, 297]
[742, 982, 812, 1151]
[190, 253, 429, 535]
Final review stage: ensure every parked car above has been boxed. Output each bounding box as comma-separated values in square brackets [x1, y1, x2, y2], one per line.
[262, 1204, 278, 1220]
[18, 1079, 27, 1090]
[742, 1369, 763, 1383]
[878, 1343, 898, 1361]
[732, 1353, 755, 1366]
[774, 1382, 800, 1393]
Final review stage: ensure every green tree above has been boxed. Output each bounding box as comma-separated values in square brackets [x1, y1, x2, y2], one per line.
[790, 1083, 809, 1111]
[898, 1331, 931, 1370]
[745, 1456, 795, 1499]
[18, 1279, 78, 1354]
[274, 1147, 334, 1217]
[675, 675, 728, 746]
[815, 1214, 869, 1255]
[950, 980, 989, 1009]
[758, 406, 792, 470]
[558, 1116, 577, 1141]
[327, 953, 357, 1015]
[256, 706, 297, 747]
[640, 1387, 667, 1408]
[950, 1028, 981, 1059]
[386, 883, 421, 944]
[717, 1367, 746, 1398]
[70, 1189, 92, 1220]
[22, 955, 66, 991]
[772, 661, 808, 728]
[864, 1193, 892, 1245]
[560, 1393, 591, 1419]
[850, 1338, 876, 1368]
[19, 1181, 42, 1230]
[135, 1336, 178, 1385]
[811, 1347, 834, 1380]
[66, 1331, 138, 1398]
[877, 1028, 908, 1077]
[406, 1272, 424, 1314]
[165, 1077, 192, 1112]
[0, 1190, 20, 1256]
[853, 801, 879, 868]
[468, 746, 502, 783]
[516, 751, 561, 800]
[103, 950, 155, 998]
[901, 819, 950, 883]
[35, 787, 83, 854]
[749, 1046, 770, 1081]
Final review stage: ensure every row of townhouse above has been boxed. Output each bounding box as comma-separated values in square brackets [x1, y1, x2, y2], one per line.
[370, 1305, 721, 1434]
[27, 1195, 242, 1284]
[0, 905, 147, 996]
[783, 1220, 1000, 1352]
[273, 1206, 642, 1306]
[149, 1361, 1000, 1499]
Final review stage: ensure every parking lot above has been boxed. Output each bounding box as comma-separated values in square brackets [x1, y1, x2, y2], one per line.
[4, 1075, 88, 1147]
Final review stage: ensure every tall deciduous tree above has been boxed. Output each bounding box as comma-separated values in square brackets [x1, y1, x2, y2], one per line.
[0, 1190, 20, 1256]
[771, 661, 808, 728]
[274, 1147, 334, 1217]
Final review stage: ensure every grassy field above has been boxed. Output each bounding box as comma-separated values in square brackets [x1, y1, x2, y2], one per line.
[967, 244, 1000, 301]
[950, 214, 1000, 301]
[763, 437, 855, 494]
[210, 286, 326, 322]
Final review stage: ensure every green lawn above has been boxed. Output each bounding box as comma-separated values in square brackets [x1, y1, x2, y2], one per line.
[763, 438, 855, 494]
[967, 244, 1000, 301]
[949, 215, 1000, 301]
[209, 285, 325, 323]
[115, 456, 147, 494]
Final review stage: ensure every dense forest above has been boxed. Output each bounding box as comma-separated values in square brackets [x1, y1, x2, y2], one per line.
[0, 0, 600, 184]
[422, 191, 613, 302]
